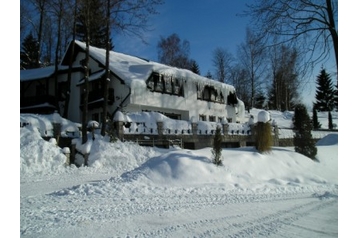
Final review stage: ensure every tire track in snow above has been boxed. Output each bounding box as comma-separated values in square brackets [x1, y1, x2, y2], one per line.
[20, 188, 337, 237]
[131, 197, 337, 237]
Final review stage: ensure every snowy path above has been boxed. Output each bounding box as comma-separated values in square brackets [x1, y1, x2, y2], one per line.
[20, 175, 338, 238]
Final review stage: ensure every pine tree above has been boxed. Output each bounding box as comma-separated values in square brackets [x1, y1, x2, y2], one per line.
[190, 60, 200, 75]
[312, 105, 321, 130]
[20, 33, 40, 69]
[205, 70, 213, 79]
[211, 125, 223, 166]
[293, 104, 317, 160]
[76, 0, 114, 49]
[314, 68, 335, 112]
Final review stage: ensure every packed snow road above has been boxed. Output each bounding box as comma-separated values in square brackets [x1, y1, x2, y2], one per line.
[20, 175, 338, 238]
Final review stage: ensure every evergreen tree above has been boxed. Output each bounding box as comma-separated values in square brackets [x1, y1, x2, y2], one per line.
[190, 60, 200, 75]
[20, 33, 40, 69]
[293, 104, 317, 160]
[314, 68, 335, 112]
[76, 0, 114, 49]
[205, 70, 213, 79]
[211, 125, 223, 166]
[254, 90, 266, 109]
[312, 105, 321, 130]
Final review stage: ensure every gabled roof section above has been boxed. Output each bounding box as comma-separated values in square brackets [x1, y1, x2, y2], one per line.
[68, 40, 153, 86]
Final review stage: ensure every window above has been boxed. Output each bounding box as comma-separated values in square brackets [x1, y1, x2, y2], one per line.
[209, 116, 216, 122]
[146, 72, 184, 97]
[227, 91, 239, 105]
[199, 114, 206, 121]
[197, 85, 224, 104]
[164, 75, 172, 94]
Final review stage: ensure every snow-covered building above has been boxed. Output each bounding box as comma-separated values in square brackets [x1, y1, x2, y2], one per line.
[20, 40, 245, 124]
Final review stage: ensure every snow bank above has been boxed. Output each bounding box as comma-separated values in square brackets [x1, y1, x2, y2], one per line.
[20, 127, 67, 177]
[120, 144, 338, 188]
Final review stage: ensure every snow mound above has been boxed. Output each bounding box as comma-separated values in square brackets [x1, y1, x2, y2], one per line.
[121, 150, 234, 185]
[120, 147, 336, 188]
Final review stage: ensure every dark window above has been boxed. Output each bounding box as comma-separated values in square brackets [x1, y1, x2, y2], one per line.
[146, 72, 184, 97]
[199, 114, 206, 121]
[209, 116, 216, 122]
[227, 91, 239, 105]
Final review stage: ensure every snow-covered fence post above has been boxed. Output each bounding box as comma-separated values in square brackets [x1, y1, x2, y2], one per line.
[191, 116, 198, 135]
[116, 121, 124, 140]
[113, 111, 125, 140]
[52, 111, 62, 145]
[84, 153, 89, 167]
[157, 121, 164, 136]
[87, 121, 99, 141]
[222, 118, 229, 135]
[62, 147, 71, 166]
[52, 123, 61, 144]
[70, 139, 77, 165]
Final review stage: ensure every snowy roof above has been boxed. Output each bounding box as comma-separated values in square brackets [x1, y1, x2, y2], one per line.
[20, 65, 69, 81]
[73, 40, 236, 92]
[20, 66, 56, 81]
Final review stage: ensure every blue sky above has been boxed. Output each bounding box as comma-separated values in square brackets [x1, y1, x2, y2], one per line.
[114, 0, 251, 76]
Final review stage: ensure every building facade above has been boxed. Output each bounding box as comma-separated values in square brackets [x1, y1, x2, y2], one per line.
[20, 40, 245, 125]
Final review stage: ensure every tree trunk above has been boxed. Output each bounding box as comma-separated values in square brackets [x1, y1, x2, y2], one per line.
[82, 2, 90, 144]
[101, 0, 110, 136]
[63, 0, 77, 118]
[326, 0, 338, 70]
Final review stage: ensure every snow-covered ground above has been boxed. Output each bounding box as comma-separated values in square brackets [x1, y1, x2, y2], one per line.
[19, 109, 339, 237]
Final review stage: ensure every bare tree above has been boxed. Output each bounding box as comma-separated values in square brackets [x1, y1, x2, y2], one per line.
[268, 44, 300, 111]
[212, 47, 234, 84]
[24, 0, 49, 67]
[101, 0, 111, 136]
[63, 0, 78, 119]
[244, 0, 338, 70]
[157, 33, 194, 69]
[110, 0, 164, 42]
[230, 66, 251, 111]
[237, 28, 267, 110]
[76, 0, 91, 145]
